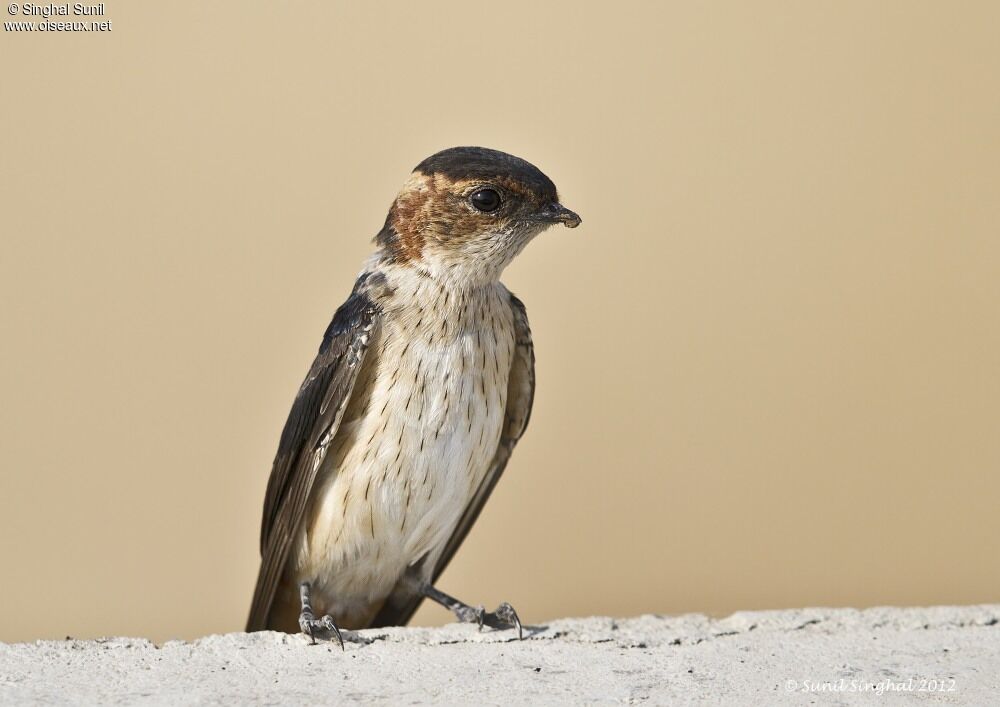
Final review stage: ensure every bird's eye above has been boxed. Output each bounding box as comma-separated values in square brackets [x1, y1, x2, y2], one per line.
[470, 188, 502, 213]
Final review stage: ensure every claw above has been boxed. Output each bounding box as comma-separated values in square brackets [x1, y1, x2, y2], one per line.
[299, 610, 345, 650]
[482, 601, 523, 639]
[299, 611, 317, 645]
[321, 614, 345, 651]
[500, 602, 523, 640]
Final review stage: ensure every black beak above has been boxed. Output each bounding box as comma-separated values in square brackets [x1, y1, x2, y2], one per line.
[536, 203, 582, 228]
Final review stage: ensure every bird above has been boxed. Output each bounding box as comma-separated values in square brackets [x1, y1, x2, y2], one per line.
[245, 146, 581, 645]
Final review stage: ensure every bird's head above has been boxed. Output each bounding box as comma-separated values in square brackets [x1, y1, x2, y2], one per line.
[375, 147, 581, 285]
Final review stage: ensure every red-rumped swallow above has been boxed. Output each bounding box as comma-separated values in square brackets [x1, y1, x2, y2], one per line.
[246, 147, 581, 645]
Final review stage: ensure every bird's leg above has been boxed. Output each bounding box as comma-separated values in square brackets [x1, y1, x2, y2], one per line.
[298, 581, 344, 650]
[418, 583, 523, 639]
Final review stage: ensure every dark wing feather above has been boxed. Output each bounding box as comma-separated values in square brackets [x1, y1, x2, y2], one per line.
[246, 280, 381, 632]
[370, 291, 535, 627]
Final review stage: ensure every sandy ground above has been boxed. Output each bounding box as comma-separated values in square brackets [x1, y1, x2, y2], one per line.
[1, 605, 998, 705]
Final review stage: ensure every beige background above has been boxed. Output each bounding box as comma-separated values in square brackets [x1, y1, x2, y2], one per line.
[2, 1, 999, 643]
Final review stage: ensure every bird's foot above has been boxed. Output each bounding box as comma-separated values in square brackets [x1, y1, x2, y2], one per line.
[420, 582, 523, 639]
[467, 601, 523, 639]
[298, 581, 344, 649]
[298, 609, 344, 649]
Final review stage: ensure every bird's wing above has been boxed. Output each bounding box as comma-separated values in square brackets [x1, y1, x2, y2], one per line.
[370, 291, 535, 627]
[246, 277, 381, 632]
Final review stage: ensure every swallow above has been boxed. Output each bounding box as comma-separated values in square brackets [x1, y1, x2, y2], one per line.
[246, 146, 581, 645]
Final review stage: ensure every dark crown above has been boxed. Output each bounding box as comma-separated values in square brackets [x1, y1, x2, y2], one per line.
[414, 147, 558, 203]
